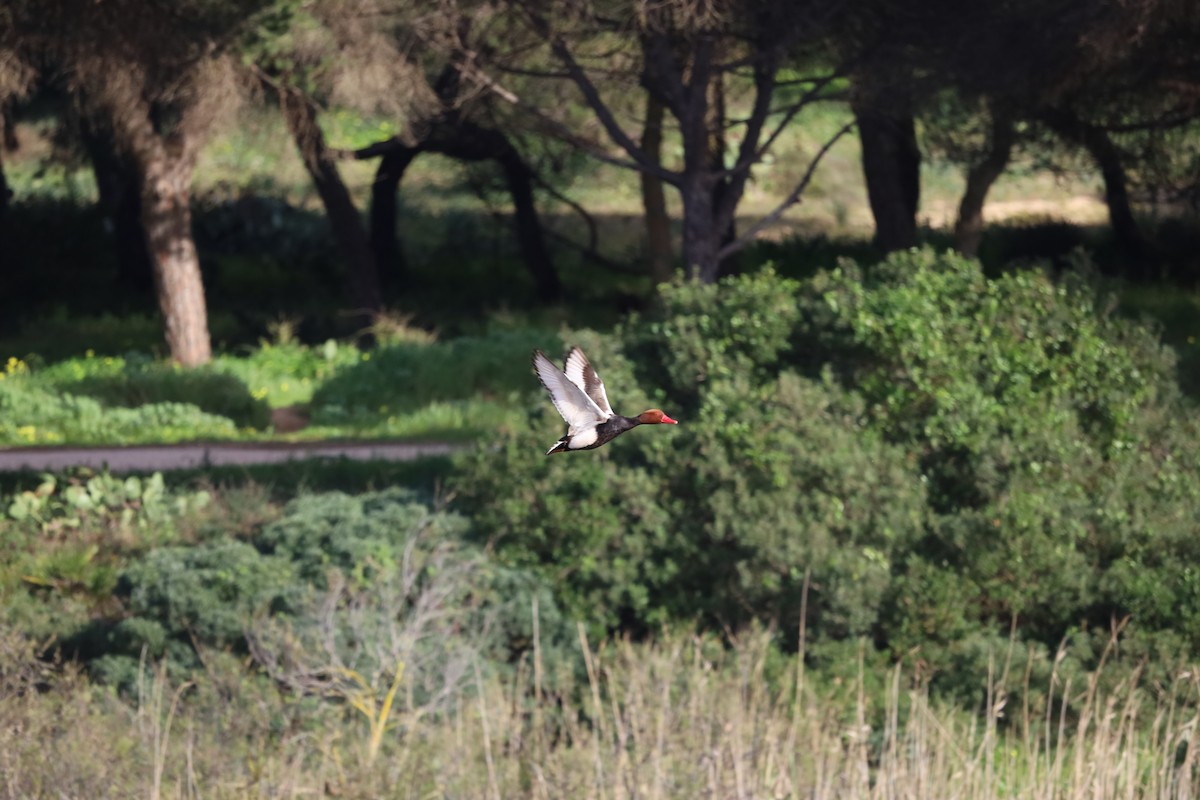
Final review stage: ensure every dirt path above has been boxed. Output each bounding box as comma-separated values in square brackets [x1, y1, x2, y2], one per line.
[0, 440, 461, 473]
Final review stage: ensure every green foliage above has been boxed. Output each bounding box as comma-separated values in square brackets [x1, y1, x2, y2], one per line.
[624, 268, 804, 413]
[0, 331, 557, 443]
[0, 471, 216, 644]
[214, 338, 359, 407]
[0, 373, 243, 445]
[95, 488, 569, 689]
[43, 353, 271, 428]
[309, 330, 559, 436]
[458, 250, 1200, 689]
[121, 539, 296, 648]
[256, 488, 468, 585]
[801, 251, 1200, 666]
[458, 276, 926, 649]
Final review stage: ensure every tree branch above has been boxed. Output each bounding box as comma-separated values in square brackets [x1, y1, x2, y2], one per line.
[718, 121, 855, 260]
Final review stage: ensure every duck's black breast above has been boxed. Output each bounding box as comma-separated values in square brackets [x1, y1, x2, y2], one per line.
[586, 415, 639, 449]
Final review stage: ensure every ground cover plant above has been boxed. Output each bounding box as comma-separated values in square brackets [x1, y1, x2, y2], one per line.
[0, 327, 560, 446]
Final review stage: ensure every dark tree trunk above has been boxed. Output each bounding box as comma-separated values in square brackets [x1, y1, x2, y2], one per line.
[671, 39, 724, 284]
[852, 76, 920, 252]
[707, 75, 740, 279]
[640, 93, 673, 284]
[81, 122, 155, 296]
[0, 109, 11, 234]
[498, 150, 562, 302]
[0, 139, 8, 234]
[140, 147, 212, 367]
[1041, 110, 1148, 274]
[680, 175, 722, 284]
[369, 144, 418, 290]
[424, 121, 562, 301]
[954, 112, 1016, 257]
[2, 105, 16, 152]
[280, 87, 383, 320]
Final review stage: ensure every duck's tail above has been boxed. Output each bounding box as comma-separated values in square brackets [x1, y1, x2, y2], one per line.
[545, 438, 570, 455]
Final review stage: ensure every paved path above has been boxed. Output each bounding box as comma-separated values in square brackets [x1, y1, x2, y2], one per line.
[0, 440, 461, 473]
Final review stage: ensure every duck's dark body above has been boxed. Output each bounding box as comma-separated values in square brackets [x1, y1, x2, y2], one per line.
[546, 415, 640, 454]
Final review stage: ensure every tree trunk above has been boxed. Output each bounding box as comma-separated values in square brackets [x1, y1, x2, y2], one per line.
[954, 112, 1016, 257]
[0, 138, 8, 233]
[369, 144, 418, 290]
[707, 74, 740, 279]
[0, 109, 10, 233]
[1041, 110, 1148, 274]
[280, 88, 383, 320]
[81, 121, 155, 297]
[852, 77, 920, 252]
[423, 120, 562, 301]
[640, 93, 673, 284]
[681, 176, 721, 283]
[498, 150, 562, 302]
[98, 75, 213, 366]
[140, 148, 212, 367]
[1083, 129, 1145, 264]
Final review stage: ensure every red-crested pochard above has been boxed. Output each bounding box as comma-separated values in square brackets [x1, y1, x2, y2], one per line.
[532, 347, 677, 454]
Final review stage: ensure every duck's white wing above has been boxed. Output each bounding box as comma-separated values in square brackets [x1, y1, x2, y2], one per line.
[533, 350, 610, 434]
[563, 347, 613, 416]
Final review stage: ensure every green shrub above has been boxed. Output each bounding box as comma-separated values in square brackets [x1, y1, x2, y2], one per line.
[456, 249, 1200, 687]
[97, 489, 569, 689]
[800, 251, 1200, 660]
[120, 540, 296, 648]
[623, 268, 804, 414]
[215, 339, 360, 407]
[457, 276, 926, 649]
[256, 488, 469, 585]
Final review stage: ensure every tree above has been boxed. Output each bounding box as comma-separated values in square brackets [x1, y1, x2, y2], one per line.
[906, 0, 1196, 270]
[851, 68, 920, 252]
[242, 1, 402, 330]
[21, 0, 262, 366]
[277, 84, 385, 320]
[77, 115, 156, 296]
[340, 60, 564, 301]
[466, 0, 853, 284]
[639, 94, 674, 283]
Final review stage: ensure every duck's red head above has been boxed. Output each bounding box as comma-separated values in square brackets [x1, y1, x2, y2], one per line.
[638, 409, 678, 425]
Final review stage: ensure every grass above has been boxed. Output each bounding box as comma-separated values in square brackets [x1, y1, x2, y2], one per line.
[1, 623, 1197, 798]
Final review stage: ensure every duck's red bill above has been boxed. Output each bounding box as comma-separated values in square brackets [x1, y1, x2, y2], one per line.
[662, 415, 678, 424]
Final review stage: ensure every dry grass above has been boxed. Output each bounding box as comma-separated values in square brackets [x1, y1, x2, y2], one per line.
[2, 621, 1199, 799]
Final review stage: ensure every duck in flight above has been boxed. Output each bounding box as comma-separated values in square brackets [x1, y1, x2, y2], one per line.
[533, 347, 677, 454]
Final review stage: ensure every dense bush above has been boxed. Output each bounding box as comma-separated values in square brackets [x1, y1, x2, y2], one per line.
[800, 251, 1200, 663]
[0, 471, 213, 643]
[92, 488, 570, 690]
[458, 276, 927, 658]
[456, 250, 1200, 687]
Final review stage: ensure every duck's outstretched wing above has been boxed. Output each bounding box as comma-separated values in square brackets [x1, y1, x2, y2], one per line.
[563, 347, 613, 417]
[533, 350, 610, 434]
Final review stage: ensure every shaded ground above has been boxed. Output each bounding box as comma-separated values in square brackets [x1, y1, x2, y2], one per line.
[0, 440, 460, 473]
